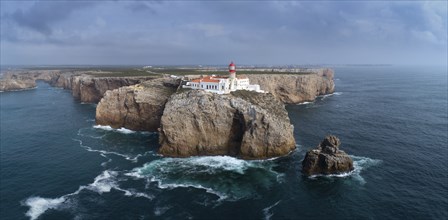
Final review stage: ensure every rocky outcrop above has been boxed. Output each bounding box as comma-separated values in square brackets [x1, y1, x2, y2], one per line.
[246, 69, 334, 104]
[48, 73, 157, 103]
[0, 70, 60, 92]
[302, 135, 354, 175]
[0, 78, 36, 91]
[95, 78, 180, 131]
[158, 90, 296, 159]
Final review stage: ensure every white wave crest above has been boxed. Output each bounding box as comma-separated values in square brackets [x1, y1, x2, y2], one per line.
[127, 156, 279, 201]
[22, 170, 153, 219]
[150, 177, 228, 200]
[116, 127, 136, 134]
[263, 200, 281, 220]
[92, 125, 153, 135]
[297, 101, 313, 105]
[22, 197, 66, 220]
[320, 92, 343, 100]
[93, 125, 114, 131]
[72, 138, 147, 162]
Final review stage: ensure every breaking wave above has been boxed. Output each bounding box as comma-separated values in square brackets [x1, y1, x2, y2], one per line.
[22, 197, 66, 220]
[320, 92, 343, 100]
[308, 155, 381, 184]
[93, 125, 137, 134]
[22, 170, 153, 220]
[127, 156, 281, 201]
[297, 101, 314, 105]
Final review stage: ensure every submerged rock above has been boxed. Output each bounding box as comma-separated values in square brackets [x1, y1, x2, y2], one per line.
[302, 135, 353, 175]
[158, 90, 296, 159]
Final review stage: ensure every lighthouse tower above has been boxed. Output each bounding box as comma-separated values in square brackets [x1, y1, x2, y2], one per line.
[229, 61, 236, 79]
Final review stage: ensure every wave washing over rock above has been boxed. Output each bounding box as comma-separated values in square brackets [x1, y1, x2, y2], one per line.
[302, 135, 354, 175]
[307, 155, 382, 185]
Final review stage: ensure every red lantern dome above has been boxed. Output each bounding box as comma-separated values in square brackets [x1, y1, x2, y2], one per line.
[229, 61, 236, 73]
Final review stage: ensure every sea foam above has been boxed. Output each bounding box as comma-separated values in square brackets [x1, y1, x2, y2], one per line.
[308, 155, 381, 184]
[22, 170, 153, 219]
[72, 138, 148, 162]
[127, 156, 280, 201]
[23, 197, 66, 220]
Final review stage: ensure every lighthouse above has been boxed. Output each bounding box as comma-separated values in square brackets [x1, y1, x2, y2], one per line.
[229, 61, 236, 79]
[182, 61, 263, 94]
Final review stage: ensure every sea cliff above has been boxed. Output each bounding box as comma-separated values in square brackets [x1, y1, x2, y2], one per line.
[158, 90, 296, 159]
[95, 78, 179, 131]
[245, 69, 334, 104]
[0, 70, 156, 103]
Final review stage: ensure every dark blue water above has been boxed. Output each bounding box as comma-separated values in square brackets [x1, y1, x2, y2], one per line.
[1, 66, 447, 220]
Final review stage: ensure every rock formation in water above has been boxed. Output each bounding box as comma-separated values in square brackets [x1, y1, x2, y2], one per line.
[0, 70, 60, 92]
[158, 90, 296, 159]
[302, 135, 354, 175]
[246, 69, 334, 104]
[0, 78, 36, 91]
[95, 78, 180, 131]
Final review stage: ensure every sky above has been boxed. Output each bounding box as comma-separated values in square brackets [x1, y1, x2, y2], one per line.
[0, 1, 447, 66]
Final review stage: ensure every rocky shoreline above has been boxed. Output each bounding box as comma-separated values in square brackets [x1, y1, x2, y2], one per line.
[1, 68, 335, 159]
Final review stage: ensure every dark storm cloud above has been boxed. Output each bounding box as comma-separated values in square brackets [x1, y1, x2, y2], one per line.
[0, 1, 446, 65]
[4, 1, 94, 35]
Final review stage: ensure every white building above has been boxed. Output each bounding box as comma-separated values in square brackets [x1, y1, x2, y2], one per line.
[183, 61, 263, 94]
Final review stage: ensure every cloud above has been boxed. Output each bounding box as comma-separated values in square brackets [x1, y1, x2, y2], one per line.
[0, 1, 446, 65]
[4, 1, 93, 35]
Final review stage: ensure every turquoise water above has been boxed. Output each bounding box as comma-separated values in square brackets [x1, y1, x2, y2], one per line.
[1, 66, 447, 219]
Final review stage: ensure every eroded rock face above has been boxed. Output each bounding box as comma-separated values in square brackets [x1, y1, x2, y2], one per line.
[69, 76, 156, 103]
[0, 70, 61, 92]
[95, 78, 179, 131]
[302, 135, 354, 175]
[246, 69, 334, 104]
[158, 90, 296, 159]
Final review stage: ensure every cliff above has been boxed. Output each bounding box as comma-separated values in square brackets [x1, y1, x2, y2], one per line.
[158, 90, 296, 159]
[50, 74, 157, 103]
[95, 78, 180, 131]
[245, 69, 334, 104]
[0, 78, 36, 91]
[0, 70, 60, 92]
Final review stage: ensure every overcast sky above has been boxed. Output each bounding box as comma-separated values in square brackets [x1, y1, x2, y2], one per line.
[1, 1, 447, 65]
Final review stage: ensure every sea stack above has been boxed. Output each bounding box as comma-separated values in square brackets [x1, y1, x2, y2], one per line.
[302, 135, 354, 175]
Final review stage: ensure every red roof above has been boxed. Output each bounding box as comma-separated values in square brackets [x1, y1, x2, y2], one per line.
[191, 76, 221, 83]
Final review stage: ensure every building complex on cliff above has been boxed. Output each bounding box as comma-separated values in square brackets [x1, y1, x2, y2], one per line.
[183, 61, 263, 94]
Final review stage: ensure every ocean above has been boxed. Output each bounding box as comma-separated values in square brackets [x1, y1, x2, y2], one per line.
[1, 66, 447, 220]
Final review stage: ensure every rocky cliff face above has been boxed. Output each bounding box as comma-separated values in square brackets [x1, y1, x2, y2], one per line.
[158, 90, 296, 159]
[0, 78, 36, 91]
[95, 78, 180, 131]
[246, 69, 334, 104]
[49, 74, 156, 103]
[302, 135, 354, 175]
[0, 70, 61, 92]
